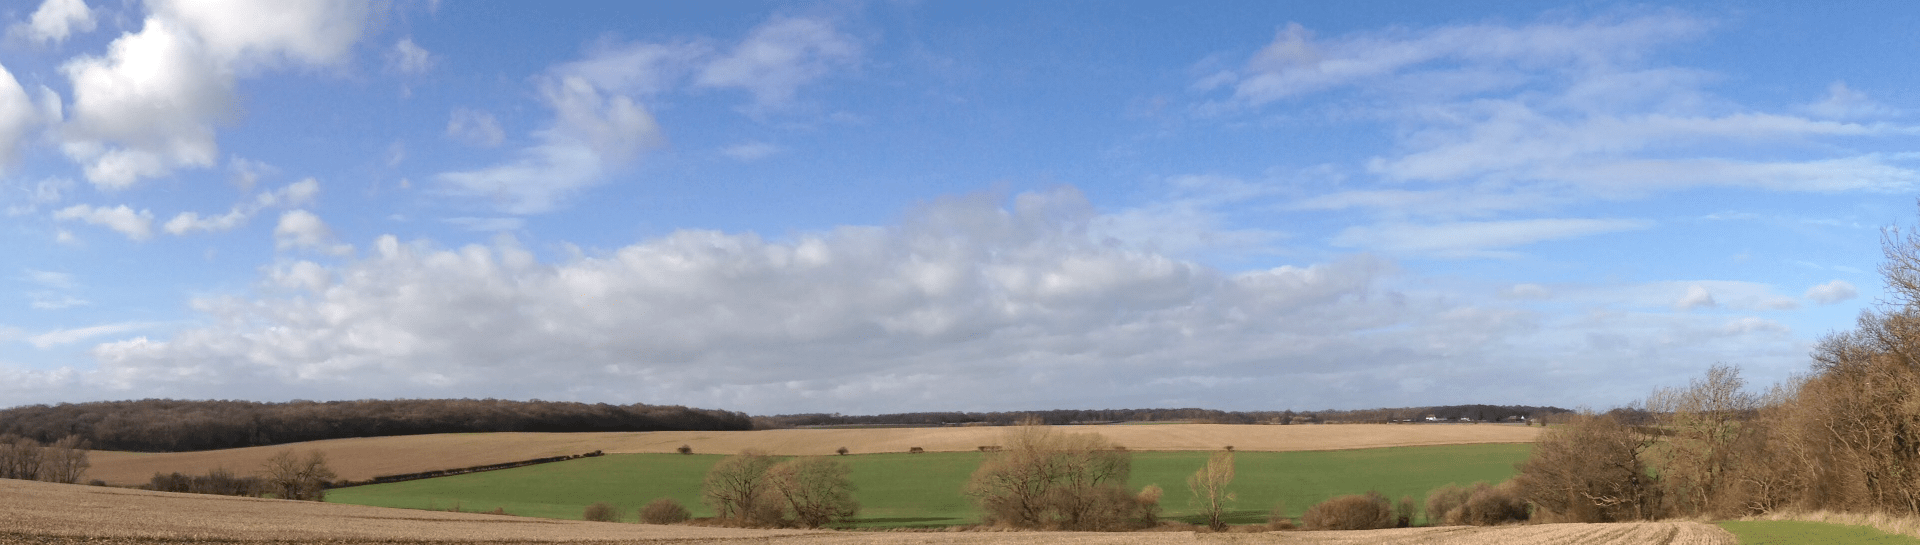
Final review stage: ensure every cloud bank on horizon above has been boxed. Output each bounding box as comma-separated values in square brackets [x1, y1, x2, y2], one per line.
[0, 1, 1912, 414]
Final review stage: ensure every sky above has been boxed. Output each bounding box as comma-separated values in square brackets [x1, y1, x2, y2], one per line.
[1, 1, 1916, 415]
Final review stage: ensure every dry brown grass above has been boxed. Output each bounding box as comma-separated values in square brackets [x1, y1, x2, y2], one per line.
[86, 424, 1541, 486]
[2, 478, 1732, 545]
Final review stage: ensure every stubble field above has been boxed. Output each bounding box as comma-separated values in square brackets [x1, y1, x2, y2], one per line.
[0, 478, 1737, 545]
[84, 423, 1542, 486]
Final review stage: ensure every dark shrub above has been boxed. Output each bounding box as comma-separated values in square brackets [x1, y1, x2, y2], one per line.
[583, 502, 620, 522]
[835, 446, 849, 456]
[908, 446, 924, 454]
[640, 498, 691, 524]
[677, 444, 693, 455]
[1302, 492, 1395, 530]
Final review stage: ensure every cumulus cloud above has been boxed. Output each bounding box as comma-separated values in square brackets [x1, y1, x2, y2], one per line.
[162, 178, 320, 235]
[15, 0, 96, 44]
[20, 188, 1803, 412]
[58, 0, 369, 188]
[1805, 279, 1858, 305]
[52, 203, 153, 240]
[273, 209, 349, 255]
[0, 63, 41, 172]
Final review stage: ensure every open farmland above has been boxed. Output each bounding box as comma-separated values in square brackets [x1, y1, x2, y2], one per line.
[327, 444, 1534, 526]
[86, 423, 1540, 486]
[0, 478, 1736, 545]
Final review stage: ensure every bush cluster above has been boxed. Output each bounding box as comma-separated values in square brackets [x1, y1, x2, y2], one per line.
[964, 422, 1159, 531]
[148, 468, 262, 496]
[583, 502, 620, 522]
[1301, 492, 1395, 530]
[0, 434, 89, 483]
[639, 498, 691, 524]
[702, 450, 859, 528]
[1427, 482, 1527, 526]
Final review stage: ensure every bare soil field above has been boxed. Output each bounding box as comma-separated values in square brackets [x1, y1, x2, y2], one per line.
[87, 423, 1540, 486]
[0, 478, 1732, 545]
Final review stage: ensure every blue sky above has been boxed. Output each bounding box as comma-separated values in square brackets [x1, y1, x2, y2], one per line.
[1, 1, 1914, 414]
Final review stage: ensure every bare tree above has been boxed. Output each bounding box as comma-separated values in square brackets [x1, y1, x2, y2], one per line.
[964, 419, 1149, 530]
[0, 435, 43, 481]
[261, 449, 335, 501]
[1645, 363, 1758, 517]
[702, 450, 779, 525]
[40, 435, 90, 484]
[765, 457, 859, 528]
[1187, 449, 1235, 531]
[1515, 412, 1662, 522]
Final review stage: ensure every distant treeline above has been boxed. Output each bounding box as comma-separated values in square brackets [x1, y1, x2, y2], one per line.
[752, 404, 1571, 428]
[0, 398, 753, 452]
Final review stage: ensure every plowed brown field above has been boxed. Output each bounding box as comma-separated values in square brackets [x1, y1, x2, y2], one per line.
[85, 424, 1540, 486]
[0, 478, 1733, 545]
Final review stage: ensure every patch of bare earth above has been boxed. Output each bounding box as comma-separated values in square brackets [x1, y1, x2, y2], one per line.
[2, 479, 1729, 545]
[87, 424, 1540, 486]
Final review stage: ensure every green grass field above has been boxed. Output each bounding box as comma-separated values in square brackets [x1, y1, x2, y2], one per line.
[1719, 520, 1920, 544]
[326, 443, 1531, 528]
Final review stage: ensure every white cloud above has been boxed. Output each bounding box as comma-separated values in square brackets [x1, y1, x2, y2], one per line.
[695, 17, 859, 110]
[162, 178, 320, 235]
[19, 187, 1805, 412]
[446, 108, 505, 148]
[28, 322, 154, 349]
[1675, 284, 1716, 310]
[1330, 218, 1652, 258]
[16, 0, 96, 44]
[0, 63, 40, 172]
[58, 1, 369, 188]
[1224, 15, 1705, 105]
[146, 0, 366, 69]
[274, 209, 350, 255]
[434, 77, 664, 214]
[1805, 279, 1858, 305]
[721, 141, 781, 161]
[388, 37, 433, 74]
[432, 16, 858, 213]
[52, 204, 153, 240]
[1218, 15, 1920, 219]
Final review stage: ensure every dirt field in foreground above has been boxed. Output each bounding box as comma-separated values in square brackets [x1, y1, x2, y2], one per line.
[86, 423, 1541, 486]
[0, 478, 1732, 545]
